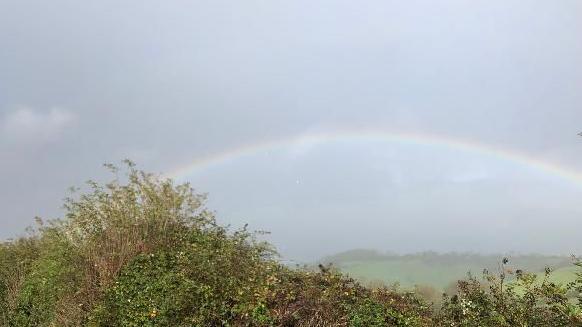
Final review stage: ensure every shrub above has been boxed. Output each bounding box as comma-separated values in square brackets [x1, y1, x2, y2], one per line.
[89, 227, 277, 326]
[0, 237, 40, 325]
[436, 259, 582, 326]
[0, 162, 217, 325]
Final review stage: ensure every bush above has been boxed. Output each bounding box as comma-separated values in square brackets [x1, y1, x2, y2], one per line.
[89, 227, 277, 326]
[436, 260, 582, 326]
[1, 162, 220, 325]
[10, 231, 84, 326]
[0, 237, 40, 325]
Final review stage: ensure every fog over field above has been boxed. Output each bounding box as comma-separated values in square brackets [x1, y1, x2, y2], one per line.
[1, 0, 582, 261]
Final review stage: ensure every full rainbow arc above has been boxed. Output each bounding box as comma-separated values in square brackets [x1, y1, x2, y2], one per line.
[167, 128, 582, 186]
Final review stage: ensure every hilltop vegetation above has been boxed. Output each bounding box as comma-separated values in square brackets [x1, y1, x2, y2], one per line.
[1, 163, 581, 326]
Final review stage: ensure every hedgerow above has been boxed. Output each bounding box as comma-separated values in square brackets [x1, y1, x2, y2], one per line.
[0, 162, 580, 326]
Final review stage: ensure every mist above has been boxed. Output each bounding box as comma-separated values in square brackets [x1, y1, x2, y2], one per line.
[2, 0, 582, 262]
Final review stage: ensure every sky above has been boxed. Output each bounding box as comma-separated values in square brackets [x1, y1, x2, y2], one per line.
[1, 0, 581, 261]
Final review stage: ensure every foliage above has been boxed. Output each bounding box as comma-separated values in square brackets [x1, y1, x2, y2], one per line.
[435, 259, 582, 326]
[0, 162, 581, 326]
[0, 236, 40, 325]
[576, 261, 582, 309]
[89, 226, 277, 326]
[1, 161, 215, 325]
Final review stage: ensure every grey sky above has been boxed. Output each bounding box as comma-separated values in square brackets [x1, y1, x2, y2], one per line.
[1, 0, 581, 260]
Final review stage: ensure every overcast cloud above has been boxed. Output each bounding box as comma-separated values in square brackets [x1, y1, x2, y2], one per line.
[1, 107, 76, 144]
[1, 0, 581, 260]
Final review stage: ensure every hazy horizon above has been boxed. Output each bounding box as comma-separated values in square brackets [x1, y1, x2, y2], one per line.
[2, 0, 582, 261]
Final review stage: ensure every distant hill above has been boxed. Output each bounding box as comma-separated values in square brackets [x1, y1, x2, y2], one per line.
[320, 249, 574, 291]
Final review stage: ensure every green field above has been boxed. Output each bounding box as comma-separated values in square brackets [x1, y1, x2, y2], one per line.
[321, 250, 577, 291]
[519, 265, 578, 287]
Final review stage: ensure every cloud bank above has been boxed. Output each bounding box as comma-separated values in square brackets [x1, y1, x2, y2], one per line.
[1, 107, 77, 144]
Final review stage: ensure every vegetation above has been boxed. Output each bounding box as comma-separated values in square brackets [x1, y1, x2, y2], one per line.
[1, 162, 581, 326]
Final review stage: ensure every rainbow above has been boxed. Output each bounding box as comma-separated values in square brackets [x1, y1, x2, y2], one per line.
[167, 128, 582, 186]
